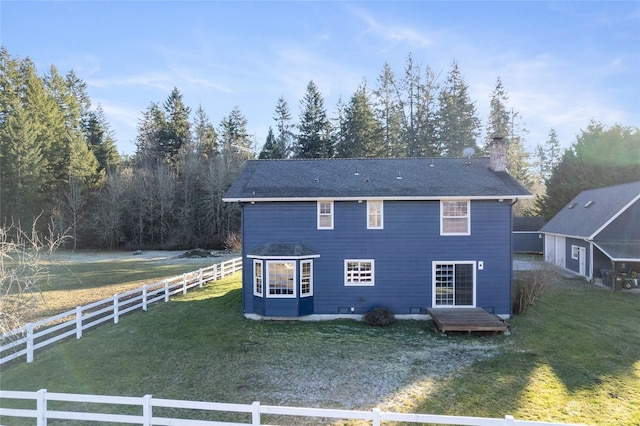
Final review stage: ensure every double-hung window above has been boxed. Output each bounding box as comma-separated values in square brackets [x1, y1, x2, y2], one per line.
[300, 260, 313, 297]
[344, 260, 374, 286]
[441, 200, 470, 235]
[253, 260, 263, 296]
[318, 200, 334, 229]
[367, 201, 383, 229]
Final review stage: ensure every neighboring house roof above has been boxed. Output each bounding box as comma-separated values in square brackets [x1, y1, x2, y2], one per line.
[594, 241, 640, 262]
[223, 157, 532, 201]
[539, 180, 640, 240]
[513, 216, 545, 232]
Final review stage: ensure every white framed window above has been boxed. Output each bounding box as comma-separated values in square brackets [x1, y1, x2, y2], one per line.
[266, 261, 296, 298]
[344, 260, 374, 286]
[571, 245, 580, 260]
[253, 260, 263, 296]
[317, 200, 334, 229]
[433, 261, 475, 307]
[367, 200, 383, 229]
[441, 200, 470, 235]
[300, 260, 313, 297]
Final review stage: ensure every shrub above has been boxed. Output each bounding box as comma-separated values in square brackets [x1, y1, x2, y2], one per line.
[363, 307, 395, 326]
[179, 248, 212, 258]
[512, 265, 554, 315]
[224, 233, 242, 252]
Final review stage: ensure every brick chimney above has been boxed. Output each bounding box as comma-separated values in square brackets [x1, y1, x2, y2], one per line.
[490, 136, 508, 172]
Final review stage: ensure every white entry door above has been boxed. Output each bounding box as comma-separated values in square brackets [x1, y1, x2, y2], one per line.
[578, 247, 586, 276]
[554, 236, 566, 267]
[545, 235, 555, 263]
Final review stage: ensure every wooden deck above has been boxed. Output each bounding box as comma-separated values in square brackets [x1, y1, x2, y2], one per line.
[427, 308, 509, 334]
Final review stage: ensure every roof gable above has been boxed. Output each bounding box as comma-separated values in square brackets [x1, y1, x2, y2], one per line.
[224, 157, 531, 201]
[540, 181, 640, 239]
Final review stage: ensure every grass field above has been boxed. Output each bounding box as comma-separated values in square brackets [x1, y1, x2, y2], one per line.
[17, 250, 237, 322]
[1, 256, 639, 425]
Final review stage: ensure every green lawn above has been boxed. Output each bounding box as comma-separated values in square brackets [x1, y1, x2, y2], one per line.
[19, 252, 228, 322]
[1, 270, 639, 425]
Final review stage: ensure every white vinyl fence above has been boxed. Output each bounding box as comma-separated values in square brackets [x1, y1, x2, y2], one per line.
[0, 389, 578, 426]
[0, 257, 242, 366]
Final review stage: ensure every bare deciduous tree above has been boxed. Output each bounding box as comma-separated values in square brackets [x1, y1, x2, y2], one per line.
[0, 218, 67, 335]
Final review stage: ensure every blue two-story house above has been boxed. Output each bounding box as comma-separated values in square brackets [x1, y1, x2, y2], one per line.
[223, 139, 532, 320]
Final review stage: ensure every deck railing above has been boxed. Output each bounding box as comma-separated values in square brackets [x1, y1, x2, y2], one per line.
[0, 389, 579, 426]
[0, 257, 242, 366]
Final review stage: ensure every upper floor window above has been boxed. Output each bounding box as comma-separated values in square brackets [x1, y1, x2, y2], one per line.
[367, 201, 383, 229]
[441, 200, 470, 235]
[317, 200, 334, 229]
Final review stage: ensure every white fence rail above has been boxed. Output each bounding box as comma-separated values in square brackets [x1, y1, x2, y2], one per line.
[0, 389, 577, 426]
[0, 257, 243, 366]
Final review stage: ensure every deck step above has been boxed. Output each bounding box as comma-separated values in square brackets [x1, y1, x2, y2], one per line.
[427, 308, 509, 334]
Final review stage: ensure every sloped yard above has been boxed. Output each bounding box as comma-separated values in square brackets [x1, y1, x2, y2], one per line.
[1, 261, 639, 425]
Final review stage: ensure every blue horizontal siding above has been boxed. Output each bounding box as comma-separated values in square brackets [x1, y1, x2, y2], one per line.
[241, 200, 514, 317]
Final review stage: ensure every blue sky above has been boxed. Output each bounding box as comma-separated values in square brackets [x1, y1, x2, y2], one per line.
[2, 1, 639, 156]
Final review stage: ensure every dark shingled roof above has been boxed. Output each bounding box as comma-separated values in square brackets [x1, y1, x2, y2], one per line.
[513, 216, 545, 232]
[540, 181, 640, 239]
[594, 241, 640, 262]
[224, 157, 531, 200]
[248, 242, 319, 258]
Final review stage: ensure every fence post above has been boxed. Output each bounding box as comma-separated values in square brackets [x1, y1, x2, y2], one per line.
[36, 388, 47, 426]
[214, 264, 219, 281]
[142, 285, 148, 312]
[76, 306, 83, 339]
[113, 295, 119, 324]
[372, 407, 381, 426]
[26, 323, 34, 363]
[142, 394, 152, 426]
[199, 269, 203, 288]
[504, 415, 516, 426]
[251, 401, 261, 426]
[164, 280, 169, 302]
[182, 273, 187, 294]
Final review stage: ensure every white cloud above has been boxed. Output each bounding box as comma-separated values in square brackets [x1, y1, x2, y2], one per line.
[351, 7, 434, 50]
[88, 72, 174, 92]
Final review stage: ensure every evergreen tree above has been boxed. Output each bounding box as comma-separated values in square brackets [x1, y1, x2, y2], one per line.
[534, 128, 562, 184]
[84, 105, 122, 174]
[486, 77, 510, 141]
[374, 62, 404, 156]
[0, 50, 49, 226]
[162, 87, 192, 164]
[193, 105, 217, 159]
[411, 65, 441, 157]
[436, 60, 481, 156]
[273, 96, 294, 158]
[135, 102, 166, 166]
[219, 106, 252, 154]
[334, 81, 383, 158]
[295, 81, 332, 158]
[535, 122, 640, 220]
[259, 127, 284, 159]
[486, 78, 532, 186]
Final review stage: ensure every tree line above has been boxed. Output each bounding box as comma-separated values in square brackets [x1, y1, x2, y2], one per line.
[2, 47, 638, 249]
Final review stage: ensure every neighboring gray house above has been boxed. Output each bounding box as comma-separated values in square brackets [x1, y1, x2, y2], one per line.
[539, 181, 640, 281]
[513, 216, 544, 254]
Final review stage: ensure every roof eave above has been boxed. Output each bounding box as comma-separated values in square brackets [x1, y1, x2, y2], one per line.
[223, 194, 533, 203]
